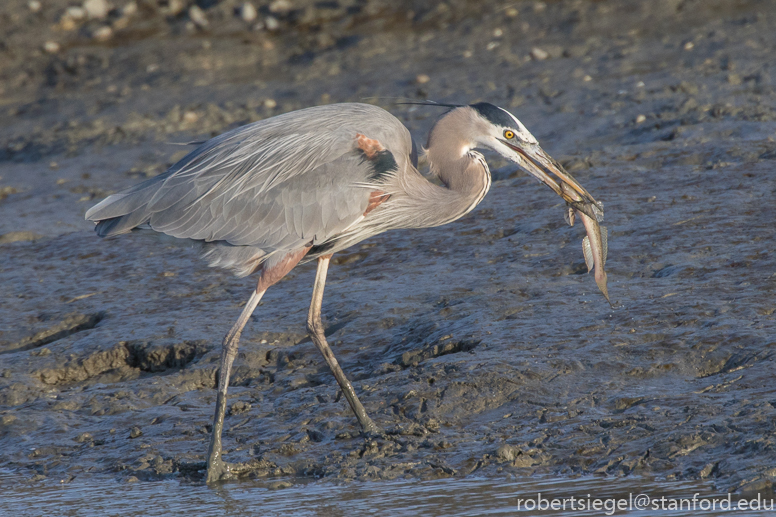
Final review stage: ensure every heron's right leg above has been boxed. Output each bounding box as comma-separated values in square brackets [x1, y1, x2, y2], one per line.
[307, 256, 379, 434]
[206, 247, 310, 483]
[205, 288, 265, 483]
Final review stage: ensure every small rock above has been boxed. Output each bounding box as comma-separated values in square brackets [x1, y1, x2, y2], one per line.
[268, 0, 292, 13]
[492, 28, 503, 37]
[93, 26, 113, 41]
[28, 0, 42, 12]
[167, 0, 185, 15]
[83, 0, 110, 19]
[126, 476, 139, 483]
[182, 111, 198, 124]
[74, 432, 93, 443]
[264, 15, 279, 30]
[60, 17, 77, 30]
[263, 98, 277, 109]
[188, 5, 208, 28]
[239, 2, 257, 22]
[530, 47, 549, 60]
[495, 444, 518, 462]
[684, 41, 694, 51]
[505, 7, 518, 17]
[121, 1, 137, 16]
[129, 426, 142, 439]
[43, 41, 61, 53]
[583, 75, 592, 82]
[415, 73, 430, 84]
[65, 6, 87, 20]
[635, 114, 646, 124]
[229, 401, 251, 415]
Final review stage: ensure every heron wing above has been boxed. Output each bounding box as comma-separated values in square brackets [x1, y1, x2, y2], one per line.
[86, 103, 412, 253]
[148, 151, 373, 248]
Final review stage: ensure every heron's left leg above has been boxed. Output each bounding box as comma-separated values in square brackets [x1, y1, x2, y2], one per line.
[307, 255, 379, 434]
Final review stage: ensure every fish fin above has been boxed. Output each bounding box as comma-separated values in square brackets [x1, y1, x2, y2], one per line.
[582, 236, 593, 272]
[601, 225, 608, 268]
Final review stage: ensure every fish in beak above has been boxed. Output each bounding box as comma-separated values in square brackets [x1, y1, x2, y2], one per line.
[502, 140, 612, 306]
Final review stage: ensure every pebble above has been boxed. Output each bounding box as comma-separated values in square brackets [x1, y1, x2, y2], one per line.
[74, 432, 93, 443]
[239, 2, 257, 23]
[83, 0, 110, 19]
[505, 7, 518, 17]
[268, 0, 292, 13]
[121, 1, 137, 17]
[583, 74, 592, 82]
[189, 6, 208, 28]
[28, 0, 42, 12]
[530, 47, 549, 60]
[495, 444, 518, 462]
[65, 6, 86, 20]
[684, 41, 694, 50]
[415, 73, 430, 84]
[264, 98, 277, 109]
[60, 17, 77, 31]
[182, 111, 198, 124]
[43, 41, 60, 54]
[264, 16, 279, 30]
[93, 26, 113, 41]
[167, 0, 185, 16]
[635, 114, 646, 124]
[129, 426, 142, 438]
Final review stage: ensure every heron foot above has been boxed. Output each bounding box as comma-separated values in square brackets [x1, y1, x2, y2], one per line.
[205, 457, 233, 483]
[360, 418, 382, 437]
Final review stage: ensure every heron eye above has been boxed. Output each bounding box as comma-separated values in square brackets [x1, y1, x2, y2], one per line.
[504, 130, 515, 139]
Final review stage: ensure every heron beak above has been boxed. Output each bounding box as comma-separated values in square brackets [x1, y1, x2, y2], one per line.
[500, 140, 600, 219]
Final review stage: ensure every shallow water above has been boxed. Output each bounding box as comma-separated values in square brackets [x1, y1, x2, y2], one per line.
[3, 471, 775, 517]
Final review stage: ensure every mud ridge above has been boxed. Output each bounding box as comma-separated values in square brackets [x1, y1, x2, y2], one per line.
[2, 312, 104, 354]
[34, 340, 209, 386]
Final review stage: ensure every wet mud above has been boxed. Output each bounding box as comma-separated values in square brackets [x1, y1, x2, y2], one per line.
[1, 0, 775, 495]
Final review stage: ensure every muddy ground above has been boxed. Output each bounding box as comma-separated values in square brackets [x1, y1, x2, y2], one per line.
[1, 0, 775, 495]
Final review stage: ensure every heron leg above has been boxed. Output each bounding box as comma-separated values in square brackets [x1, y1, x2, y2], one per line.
[307, 256, 379, 434]
[205, 288, 265, 483]
[206, 247, 310, 483]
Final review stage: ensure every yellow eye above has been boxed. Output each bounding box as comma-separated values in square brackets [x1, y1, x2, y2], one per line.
[504, 130, 515, 139]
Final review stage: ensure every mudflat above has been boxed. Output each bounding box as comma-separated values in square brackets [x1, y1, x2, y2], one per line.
[1, 0, 775, 494]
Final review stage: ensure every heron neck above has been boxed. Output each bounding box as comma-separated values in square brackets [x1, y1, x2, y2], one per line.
[425, 107, 490, 198]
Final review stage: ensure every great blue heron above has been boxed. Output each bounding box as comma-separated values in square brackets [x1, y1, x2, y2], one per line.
[85, 101, 609, 482]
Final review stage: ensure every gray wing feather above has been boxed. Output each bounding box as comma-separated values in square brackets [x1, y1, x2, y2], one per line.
[86, 104, 413, 266]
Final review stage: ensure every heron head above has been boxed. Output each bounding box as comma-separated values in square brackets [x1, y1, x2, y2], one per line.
[467, 102, 599, 211]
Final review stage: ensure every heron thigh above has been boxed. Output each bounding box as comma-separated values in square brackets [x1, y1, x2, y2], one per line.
[256, 246, 311, 292]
